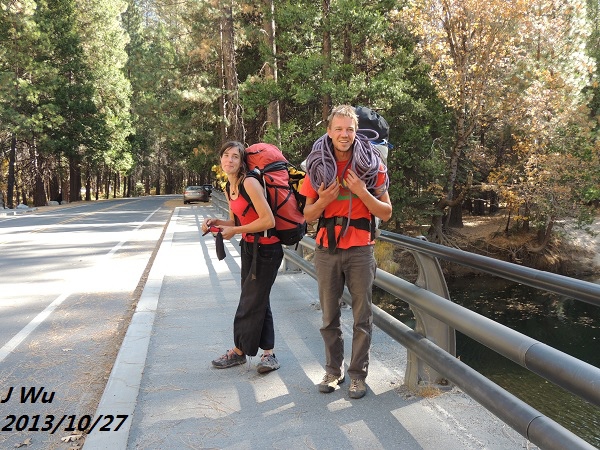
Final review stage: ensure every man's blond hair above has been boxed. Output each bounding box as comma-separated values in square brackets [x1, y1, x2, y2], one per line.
[327, 105, 358, 129]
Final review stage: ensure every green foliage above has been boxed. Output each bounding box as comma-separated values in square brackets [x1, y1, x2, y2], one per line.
[1, 0, 598, 233]
[0, 0, 42, 135]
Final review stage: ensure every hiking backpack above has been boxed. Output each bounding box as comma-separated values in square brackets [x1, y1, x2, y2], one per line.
[238, 142, 307, 246]
[355, 105, 390, 165]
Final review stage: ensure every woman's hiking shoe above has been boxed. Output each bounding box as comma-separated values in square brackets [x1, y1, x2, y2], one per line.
[212, 349, 246, 368]
[349, 378, 367, 399]
[318, 373, 345, 393]
[256, 353, 280, 374]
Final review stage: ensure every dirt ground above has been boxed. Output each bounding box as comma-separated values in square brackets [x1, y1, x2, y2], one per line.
[449, 212, 600, 277]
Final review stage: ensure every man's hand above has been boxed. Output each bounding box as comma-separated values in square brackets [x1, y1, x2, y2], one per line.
[317, 181, 340, 207]
[344, 169, 367, 196]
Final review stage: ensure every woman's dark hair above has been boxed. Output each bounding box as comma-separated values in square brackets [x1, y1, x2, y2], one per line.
[219, 141, 247, 181]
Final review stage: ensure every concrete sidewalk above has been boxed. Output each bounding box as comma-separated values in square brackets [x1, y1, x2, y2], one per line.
[83, 204, 526, 449]
[0, 206, 39, 216]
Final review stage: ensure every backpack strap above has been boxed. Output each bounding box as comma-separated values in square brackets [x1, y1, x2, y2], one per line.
[235, 174, 267, 281]
[238, 172, 277, 238]
[237, 177, 253, 217]
[316, 215, 376, 253]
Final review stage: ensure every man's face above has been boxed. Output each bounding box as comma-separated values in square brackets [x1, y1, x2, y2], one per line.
[327, 115, 356, 155]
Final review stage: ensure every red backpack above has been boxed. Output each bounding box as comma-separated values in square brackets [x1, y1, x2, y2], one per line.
[238, 143, 307, 246]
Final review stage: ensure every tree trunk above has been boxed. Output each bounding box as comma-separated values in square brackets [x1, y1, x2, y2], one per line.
[489, 190, 499, 214]
[126, 176, 132, 197]
[113, 172, 118, 198]
[104, 168, 110, 199]
[85, 168, 92, 201]
[446, 139, 464, 206]
[444, 109, 475, 228]
[263, 0, 280, 144]
[342, 26, 351, 66]
[69, 155, 82, 202]
[321, 0, 331, 122]
[527, 218, 554, 253]
[155, 170, 161, 195]
[165, 167, 171, 194]
[7, 134, 16, 209]
[220, 1, 244, 142]
[95, 172, 101, 200]
[446, 203, 464, 228]
[49, 174, 60, 204]
[218, 22, 227, 142]
[33, 142, 47, 207]
[504, 209, 512, 235]
[428, 173, 473, 242]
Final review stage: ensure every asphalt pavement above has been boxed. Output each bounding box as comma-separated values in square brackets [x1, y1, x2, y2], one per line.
[82, 203, 526, 449]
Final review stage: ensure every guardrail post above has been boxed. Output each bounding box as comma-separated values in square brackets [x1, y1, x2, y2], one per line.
[405, 237, 455, 391]
[281, 243, 304, 272]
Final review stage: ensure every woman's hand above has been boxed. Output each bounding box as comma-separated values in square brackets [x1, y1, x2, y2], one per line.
[202, 218, 219, 234]
[219, 225, 237, 240]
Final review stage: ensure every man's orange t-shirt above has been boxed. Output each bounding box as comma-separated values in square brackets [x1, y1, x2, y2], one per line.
[300, 159, 387, 249]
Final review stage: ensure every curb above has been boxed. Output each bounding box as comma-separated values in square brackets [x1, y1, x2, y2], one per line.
[0, 207, 38, 217]
[81, 209, 178, 449]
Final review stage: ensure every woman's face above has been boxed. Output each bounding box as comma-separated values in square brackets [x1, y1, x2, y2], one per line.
[220, 146, 242, 176]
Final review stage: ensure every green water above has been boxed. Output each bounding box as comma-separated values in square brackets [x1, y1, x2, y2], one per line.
[374, 276, 600, 447]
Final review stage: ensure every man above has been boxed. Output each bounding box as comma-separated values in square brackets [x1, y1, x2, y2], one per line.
[300, 105, 392, 399]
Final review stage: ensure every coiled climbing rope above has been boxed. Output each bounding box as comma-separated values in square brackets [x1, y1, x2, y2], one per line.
[305, 130, 389, 197]
[305, 131, 389, 236]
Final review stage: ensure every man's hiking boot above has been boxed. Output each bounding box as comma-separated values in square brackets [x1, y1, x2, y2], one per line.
[212, 349, 246, 368]
[349, 378, 367, 399]
[256, 353, 280, 374]
[318, 373, 345, 393]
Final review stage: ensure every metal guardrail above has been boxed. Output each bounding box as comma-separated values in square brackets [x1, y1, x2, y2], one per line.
[377, 231, 600, 406]
[210, 191, 229, 215]
[379, 231, 600, 307]
[210, 192, 599, 450]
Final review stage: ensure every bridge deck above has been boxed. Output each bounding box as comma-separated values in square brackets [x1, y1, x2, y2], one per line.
[83, 204, 525, 449]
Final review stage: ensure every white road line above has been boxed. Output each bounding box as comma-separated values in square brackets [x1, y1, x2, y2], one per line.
[0, 292, 70, 363]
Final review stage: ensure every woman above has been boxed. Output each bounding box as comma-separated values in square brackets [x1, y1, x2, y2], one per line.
[202, 141, 283, 374]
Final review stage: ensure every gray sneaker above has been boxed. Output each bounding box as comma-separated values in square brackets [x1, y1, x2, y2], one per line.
[349, 378, 367, 399]
[212, 349, 246, 368]
[256, 353, 280, 374]
[318, 373, 345, 393]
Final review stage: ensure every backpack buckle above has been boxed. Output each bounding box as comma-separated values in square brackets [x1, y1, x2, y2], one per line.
[333, 216, 345, 226]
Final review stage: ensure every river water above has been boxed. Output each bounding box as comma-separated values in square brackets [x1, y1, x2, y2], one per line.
[373, 275, 600, 448]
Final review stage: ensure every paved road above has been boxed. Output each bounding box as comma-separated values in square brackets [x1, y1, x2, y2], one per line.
[83, 203, 526, 450]
[0, 197, 174, 450]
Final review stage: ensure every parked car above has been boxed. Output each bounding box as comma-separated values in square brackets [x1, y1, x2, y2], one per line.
[183, 185, 210, 204]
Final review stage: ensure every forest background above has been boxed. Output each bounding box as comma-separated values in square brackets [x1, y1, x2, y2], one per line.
[1, 0, 600, 273]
